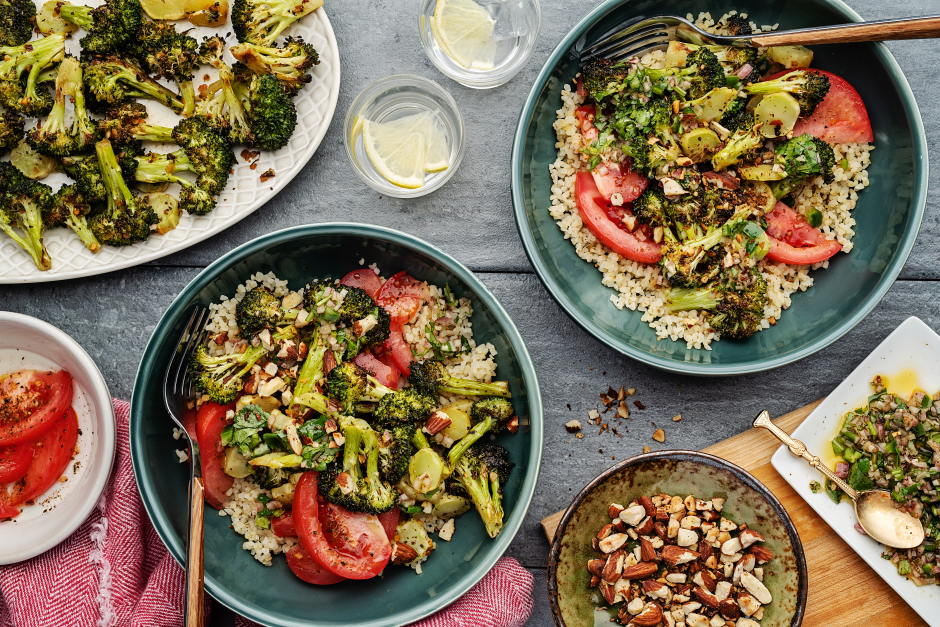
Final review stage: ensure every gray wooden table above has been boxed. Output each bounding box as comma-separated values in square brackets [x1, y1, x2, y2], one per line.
[5, 0, 940, 624]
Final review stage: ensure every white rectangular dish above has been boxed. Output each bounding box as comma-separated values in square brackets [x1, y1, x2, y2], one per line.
[771, 316, 940, 626]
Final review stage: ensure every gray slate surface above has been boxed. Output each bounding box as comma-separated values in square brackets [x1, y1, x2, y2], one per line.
[3, 0, 940, 625]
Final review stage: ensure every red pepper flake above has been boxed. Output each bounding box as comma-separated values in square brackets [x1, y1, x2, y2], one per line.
[260, 168, 275, 183]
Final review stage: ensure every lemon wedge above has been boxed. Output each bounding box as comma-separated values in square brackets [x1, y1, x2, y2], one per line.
[362, 113, 450, 187]
[433, 0, 496, 71]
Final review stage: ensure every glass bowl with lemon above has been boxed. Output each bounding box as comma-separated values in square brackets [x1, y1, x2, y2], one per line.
[344, 75, 465, 198]
[420, 0, 541, 89]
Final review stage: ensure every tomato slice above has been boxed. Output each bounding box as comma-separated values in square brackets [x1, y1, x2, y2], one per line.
[0, 500, 19, 520]
[272, 512, 297, 537]
[340, 269, 383, 300]
[576, 75, 587, 99]
[377, 508, 400, 541]
[0, 443, 34, 484]
[575, 105, 599, 141]
[376, 272, 429, 325]
[0, 370, 73, 446]
[294, 472, 391, 580]
[764, 201, 842, 265]
[382, 323, 414, 377]
[591, 163, 648, 203]
[764, 69, 873, 144]
[352, 352, 400, 389]
[195, 401, 235, 510]
[286, 543, 346, 585]
[181, 405, 197, 442]
[575, 171, 662, 264]
[7, 406, 79, 507]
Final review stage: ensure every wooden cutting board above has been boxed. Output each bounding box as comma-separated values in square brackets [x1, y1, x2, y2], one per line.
[541, 400, 926, 626]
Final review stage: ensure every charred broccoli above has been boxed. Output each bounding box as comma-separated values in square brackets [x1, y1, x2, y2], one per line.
[447, 397, 516, 466]
[172, 116, 234, 195]
[130, 21, 199, 117]
[744, 70, 831, 117]
[236, 285, 283, 335]
[0, 110, 23, 153]
[95, 102, 174, 151]
[711, 127, 763, 171]
[318, 415, 396, 514]
[59, 0, 143, 54]
[451, 443, 513, 538]
[87, 139, 156, 246]
[44, 184, 100, 253]
[83, 57, 185, 114]
[232, 0, 323, 46]
[632, 187, 669, 227]
[0, 34, 65, 115]
[325, 362, 396, 413]
[59, 149, 138, 204]
[230, 37, 318, 95]
[0, 0, 35, 47]
[27, 56, 97, 156]
[666, 266, 767, 339]
[408, 359, 511, 399]
[769, 133, 836, 199]
[303, 280, 391, 356]
[658, 226, 723, 288]
[371, 389, 437, 430]
[0, 163, 52, 270]
[579, 57, 632, 103]
[377, 424, 414, 484]
[133, 151, 217, 215]
[717, 96, 751, 133]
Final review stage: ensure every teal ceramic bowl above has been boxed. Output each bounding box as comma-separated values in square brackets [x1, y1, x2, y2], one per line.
[511, 0, 928, 376]
[130, 223, 543, 627]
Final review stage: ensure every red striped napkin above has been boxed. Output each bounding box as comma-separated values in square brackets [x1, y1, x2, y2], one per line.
[0, 400, 534, 627]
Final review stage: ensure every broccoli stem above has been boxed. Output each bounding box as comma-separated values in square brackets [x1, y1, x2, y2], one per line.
[65, 213, 100, 253]
[447, 418, 493, 467]
[342, 420, 364, 480]
[412, 429, 431, 450]
[288, 334, 325, 413]
[135, 124, 175, 143]
[666, 287, 718, 313]
[97, 139, 136, 214]
[57, 4, 94, 29]
[437, 376, 510, 398]
[0, 212, 50, 270]
[455, 462, 503, 538]
[179, 80, 195, 118]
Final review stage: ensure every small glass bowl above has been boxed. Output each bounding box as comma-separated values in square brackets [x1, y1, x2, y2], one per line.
[418, 0, 541, 89]
[344, 75, 466, 199]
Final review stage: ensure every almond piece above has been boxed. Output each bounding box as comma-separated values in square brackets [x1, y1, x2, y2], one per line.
[719, 517, 737, 532]
[506, 416, 519, 434]
[653, 522, 667, 540]
[640, 538, 658, 562]
[612, 519, 628, 533]
[640, 495, 656, 517]
[699, 541, 713, 561]
[738, 528, 765, 548]
[424, 411, 452, 435]
[667, 517, 680, 539]
[587, 559, 606, 577]
[591, 537, 600, 552]
[714, 580, 732, 601]
[602, 550, 625, 583]
[621, 562, 659, 580]
[643, 579, 669, 600]
[686, 612, 710, 627]
[626, 597, 646, 615]
[608, 503, 625, 519]
[635, 516, 654, 535]
[718, 599, 740, 620]
[740, 571, 772, 604]
[589, 574, 600, 587]
[620, 504, 647, 526]
[677, 528, 699, 547]
[692, 587, 720, 609]
[662, 545, 700, 567]
[599, 533, 629, 553]
[632, 602, 664, 627]
[391, 542, 418, 564]
[665, 572, 687, 584]
[749, 545, 774, 564]
[614, 577, 633, 602]
[596, 523, 614, 541]
[699, 569, 717, 592]
[565, 419, 583, 433]
[655, 507, 670, 522]
[700, 509, 720, 522]
[599, 580, 617, 605]
[737, 592, 761, 617]
[721, 537, 743, 555]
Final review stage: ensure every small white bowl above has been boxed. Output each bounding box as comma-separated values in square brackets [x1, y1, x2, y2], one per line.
[0, 312, 115, 564]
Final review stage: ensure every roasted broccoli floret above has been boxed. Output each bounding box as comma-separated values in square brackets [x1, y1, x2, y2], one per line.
[60, 149, 138, 204]
[134, 151, 217, 215]
[172, 116, 234, 195]
[769, 133, 836, 200]
[87, 139, 156, 246]
[130, 21, 199, 117]
[95, 102, 175, 151]
[0, 0, 35, 46]
[303, 280, 391, 356]
[230, 37, 318, 95]
[451, 443, 513, 538]
[705, 45, 758, 75]
[717, 97, 751, 133]
[658, 226, 723, 288]
[189, 326, 295, 403]
[617, 99, 682, 177]
[27, 56, 97, 156]
[286, 333, 326, 416]
[232, 0, 323, 46]
[236, 285, 282, 335]
[447, 397, 516, 466]
[254, 466, 292, 490]
[83, 57, 185, 113]
[59, 0, 143, 54]
[666, 266, 767, 339]
[371, 389, 437, 430]
[324, 362, 396, 413]
[579, 57, 631, 103]
[744, 70, 831, 117]
[711, 127, 763, 171]
[378, 424, 414, 484]
[318, 415, 396, 514]
[44, 184, 100, 253]
[644, 47, 724, 100]
[0, 110, 24, 153]
[721, 15, 753, 36]
[0, 163, 52, 270]
[409, 359, 510, 399]
[0, 34, 65, 115]
[633, 187, 669, 227]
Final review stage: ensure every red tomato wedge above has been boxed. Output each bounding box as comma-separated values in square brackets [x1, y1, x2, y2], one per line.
[294, 472, 391, 580]
[591, 163, 648, 204]
[763, 69, 873, 144]
[0, 500, 19, 520]
[7, 406, 78, 506]
[0, 443, 34, 484]
[286, 543, 346, 585]
[0, 370, 73, 446]
[353, 352, 400, 389]
[377, 508, 400, 541]
[575, 105, 599, 141]
[195, 401, 235, 510]
[382, 323, 414, 377]
[376, 272, 429, 324]
[181, 405, 197, 442]
[373, 351, 406, 389]
[764, 201, 842, 265]
[272, 512, 297, 537]
[575, 172, 662, 264]
[340, 269, 383, 300]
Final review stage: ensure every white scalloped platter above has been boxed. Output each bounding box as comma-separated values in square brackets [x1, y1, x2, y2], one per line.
[0, 2, 340, 284]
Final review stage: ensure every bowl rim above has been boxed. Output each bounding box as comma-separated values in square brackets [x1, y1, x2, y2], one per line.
[129, 222, 544, 627]
[509, 0, 929, 376]
[0, 311, 116, 564]
[546, 450, 808, 627]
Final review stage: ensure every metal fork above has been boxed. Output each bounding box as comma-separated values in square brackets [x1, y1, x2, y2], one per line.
[582, 13, 940, 62]
[163, 306, 209, 627]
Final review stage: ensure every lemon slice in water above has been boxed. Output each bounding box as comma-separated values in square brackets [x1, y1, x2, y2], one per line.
[363, 119, 427, 189]
[433, 0, 496, 71]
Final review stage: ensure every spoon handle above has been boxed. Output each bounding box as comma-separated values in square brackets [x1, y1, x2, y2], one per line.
[750, 15, 940, 47]
[753, 410, 859, 501]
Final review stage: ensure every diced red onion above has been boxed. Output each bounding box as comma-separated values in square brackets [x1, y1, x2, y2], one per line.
[854, 523, 867, 536]
[876, 422, 885, 440]
[736, 64, 753, 79]
[835, 461, 850, 479]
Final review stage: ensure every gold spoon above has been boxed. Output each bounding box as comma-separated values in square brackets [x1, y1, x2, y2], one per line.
[753, 410, 925, 549]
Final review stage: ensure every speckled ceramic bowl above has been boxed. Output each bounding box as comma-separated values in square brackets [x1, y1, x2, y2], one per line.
[547, 451, 807, 627]
[511, 0, 928, 376]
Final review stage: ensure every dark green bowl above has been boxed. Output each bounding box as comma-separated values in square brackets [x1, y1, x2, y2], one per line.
[547, 451, 807, 627]
[130, 223, 543, 627]
[511, 0, 928, 376]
